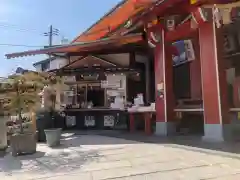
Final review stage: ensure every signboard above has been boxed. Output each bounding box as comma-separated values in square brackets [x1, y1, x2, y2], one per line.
[63, 76, 76, 83]
[184, 40, 195, 61]
[84, 116, 95, 127]
[104, 115, 115, 127]
[101, 80, 108, 88]
[101, 80, 121, 88]
[172, 40, 195, 66]
[64, 90, 74, 96]
[66, 116, 76, 127]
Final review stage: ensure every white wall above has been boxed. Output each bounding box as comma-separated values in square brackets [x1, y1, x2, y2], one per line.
[98, 53, 130, 66]
[106, 74, 127, 91]
[34, 64, 42, 72]
[34, 57, 68, 72]
[106, 74, 127, 101]
[50, 57, 68, 70]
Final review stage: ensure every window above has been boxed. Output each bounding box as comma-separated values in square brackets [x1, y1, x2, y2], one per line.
[41, 61, 50, 71]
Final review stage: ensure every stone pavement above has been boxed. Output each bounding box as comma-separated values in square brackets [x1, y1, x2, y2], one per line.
[1, 133, 240, 180]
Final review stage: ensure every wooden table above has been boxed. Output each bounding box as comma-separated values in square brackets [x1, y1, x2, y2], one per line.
[128, 111, 155, 135]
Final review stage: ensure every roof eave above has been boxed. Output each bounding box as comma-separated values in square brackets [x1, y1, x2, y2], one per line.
[72, 0, 127, 43]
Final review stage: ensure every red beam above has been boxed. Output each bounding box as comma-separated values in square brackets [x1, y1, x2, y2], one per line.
[142, 0, 187, 22]
[162, 2, 191, 15]
[129, 0, 184, 26]
[166, 21, 196, 42]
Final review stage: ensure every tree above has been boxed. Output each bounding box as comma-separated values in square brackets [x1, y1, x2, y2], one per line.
[0, 72, 49, 133]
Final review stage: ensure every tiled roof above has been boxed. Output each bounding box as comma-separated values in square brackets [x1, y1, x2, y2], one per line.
[72, 0, 154, 42]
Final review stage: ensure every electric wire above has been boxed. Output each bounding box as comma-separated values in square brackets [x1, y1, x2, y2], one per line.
[0, 43, 44, 48]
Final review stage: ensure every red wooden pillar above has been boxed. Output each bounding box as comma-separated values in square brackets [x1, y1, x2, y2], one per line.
[129, 113, 135, 133]
[190, 37, 202, 99]
[144, 112, 151, 135]
[154, 29, 175, 135]
[198, 11, 230, 142]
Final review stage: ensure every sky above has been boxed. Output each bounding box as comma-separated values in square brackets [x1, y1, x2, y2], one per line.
[0, 0, 122, 77]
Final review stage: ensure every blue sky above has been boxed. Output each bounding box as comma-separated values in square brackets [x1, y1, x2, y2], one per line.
[0, 0, 121, 77]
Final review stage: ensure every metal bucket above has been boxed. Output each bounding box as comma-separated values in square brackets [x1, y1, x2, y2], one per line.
[44, 128, 62, 147]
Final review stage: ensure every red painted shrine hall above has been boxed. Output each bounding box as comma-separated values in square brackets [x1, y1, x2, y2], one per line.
[6, 0, 240, 142]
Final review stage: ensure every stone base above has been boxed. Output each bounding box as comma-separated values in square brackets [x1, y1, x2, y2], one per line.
[202, 124, 232, 142]
[230, 113, 240, 141]
[155, 122, 176, 136]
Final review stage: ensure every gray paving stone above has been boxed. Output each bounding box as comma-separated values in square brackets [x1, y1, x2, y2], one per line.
[1, 134, 240, 180]
[113, 175, 148, 180]
[81, 160, 132, 172]
[211, 173, 240, 180]
[176, 165, 240, 180]
[91, 159, 211, 180]
[43, 172, 92, 180]
[146, 171, 187, 180]
[128, 154, 182, 166]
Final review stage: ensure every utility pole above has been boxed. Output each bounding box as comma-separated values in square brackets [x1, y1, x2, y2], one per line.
[49, 25, 53, 47]
[44, 25, 59, 47]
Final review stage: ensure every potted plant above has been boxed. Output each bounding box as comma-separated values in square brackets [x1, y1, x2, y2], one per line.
[41, 74, 63, 147]
[0, 112, 7, 155]
[0, 80, 8, 154]
[0, 72, 45, 156]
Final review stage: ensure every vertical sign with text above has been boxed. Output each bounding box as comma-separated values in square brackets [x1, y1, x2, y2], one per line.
[104, 115, 115, 127]
[84, 116, 95, 127]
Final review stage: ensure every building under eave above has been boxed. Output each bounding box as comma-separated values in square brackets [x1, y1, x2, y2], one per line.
[5, 0, 240, 142]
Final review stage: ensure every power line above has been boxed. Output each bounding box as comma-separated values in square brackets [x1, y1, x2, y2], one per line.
[0, 22, 62, 37]
[44, 25, 59, 47]
[0, 43, 44, 48]
[0, 22, 42, 32]
[0, 24, 43, 35]
[0, 23, 61, 48]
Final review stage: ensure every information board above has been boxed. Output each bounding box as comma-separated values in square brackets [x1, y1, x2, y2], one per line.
[66, 116, 76, 127]
[103, 115, 115, 127]
[84, 116, 95, 127]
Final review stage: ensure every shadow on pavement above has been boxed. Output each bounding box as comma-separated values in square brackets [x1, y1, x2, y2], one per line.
[68, 130, 240, 159]
[0, 133, 102, 176]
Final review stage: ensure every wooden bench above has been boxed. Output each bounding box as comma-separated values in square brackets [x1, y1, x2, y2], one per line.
[177, 99, 202, 106]
[230, 108, 240, 112]
[175, 99, 203, 118]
